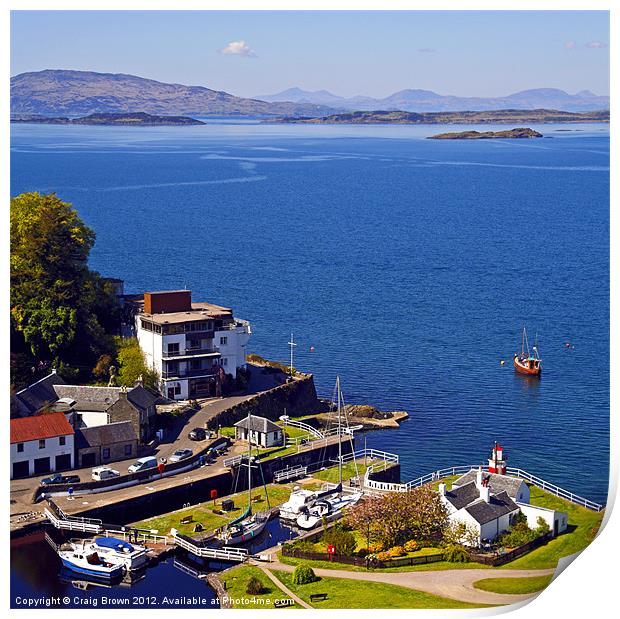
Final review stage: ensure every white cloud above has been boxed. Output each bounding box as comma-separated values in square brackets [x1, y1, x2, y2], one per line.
[585, 41, 607, 49]
[220, 40, 257, 57]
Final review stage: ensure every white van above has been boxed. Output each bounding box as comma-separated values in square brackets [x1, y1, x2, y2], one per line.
[128, 456, 158, 474]
[91, 467, 120, 481]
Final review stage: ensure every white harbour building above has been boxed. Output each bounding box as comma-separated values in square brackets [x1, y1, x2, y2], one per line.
[136, 290, 251, 400]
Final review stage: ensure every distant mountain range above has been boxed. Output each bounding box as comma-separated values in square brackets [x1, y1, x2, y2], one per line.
[10, 70, 335, 117]
[10, 70, 609, 118]
[255, 86, 609, 113]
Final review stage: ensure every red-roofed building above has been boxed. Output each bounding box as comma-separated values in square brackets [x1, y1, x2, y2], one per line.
[10, 412, 75, 479]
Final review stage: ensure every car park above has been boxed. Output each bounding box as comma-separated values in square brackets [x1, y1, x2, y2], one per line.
[188, 427, 206, 441]
[41, 473, 81, 486]
[127, 456, 158, 474]
[169, 449, 193, 463]
[91, 467, 120, 481]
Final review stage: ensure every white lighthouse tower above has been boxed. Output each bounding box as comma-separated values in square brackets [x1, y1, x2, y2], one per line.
[488, 442, 507, 475]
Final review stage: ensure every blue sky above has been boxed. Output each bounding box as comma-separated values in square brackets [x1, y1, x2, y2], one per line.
[10, 11, 609, 98]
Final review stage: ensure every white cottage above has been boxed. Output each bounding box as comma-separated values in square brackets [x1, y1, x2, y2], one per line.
[234, 415, 284, 448]
[439, 443, 568, 545]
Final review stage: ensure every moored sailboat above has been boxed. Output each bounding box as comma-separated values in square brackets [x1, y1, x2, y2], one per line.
[217, 412, 270, 545]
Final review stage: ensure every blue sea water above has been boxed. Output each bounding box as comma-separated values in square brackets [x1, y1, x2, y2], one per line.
[11, 121, 610, 504]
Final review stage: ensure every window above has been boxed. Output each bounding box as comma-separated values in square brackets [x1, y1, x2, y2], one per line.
[38, 439, 46, 449]
[141, 319, 153, 331]
[17, 443, 24, 453]
[102, 448, 110, 459]
[191, 359, 201, 370]
[167, 342, 180, 355]
[124, 444, 132, 456]
[59, 436, 66, 446]
[174, 384, 181, 395]
[220, 336, 228, 345]
[223, 358, 228, 366]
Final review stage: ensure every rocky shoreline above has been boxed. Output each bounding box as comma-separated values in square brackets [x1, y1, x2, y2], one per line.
[428, 127, 543, 139]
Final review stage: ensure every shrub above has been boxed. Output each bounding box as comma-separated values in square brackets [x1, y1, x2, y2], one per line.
[535, 516, 550, 535]
[291, 540, 317, 553]
[246, 575, 265, 595]
[376, 551, 391, 562]
[369, 542, 384, 553]
[357, 547, 369, 557]
[292, 564, 318, 585]
[387, 545, 406, 558]
[444, 544, 470, 563]
[404, 540, 418, 552]
[322, 526, 356, 555]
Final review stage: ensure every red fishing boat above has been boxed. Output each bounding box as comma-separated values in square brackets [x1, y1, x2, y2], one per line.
[514, 327, 542, 376]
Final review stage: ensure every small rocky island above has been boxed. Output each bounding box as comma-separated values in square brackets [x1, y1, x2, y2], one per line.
[10, 112, 205, 126]
[428, 127, 542, 140]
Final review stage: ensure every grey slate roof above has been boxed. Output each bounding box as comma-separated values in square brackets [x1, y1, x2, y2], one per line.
[53, 384, 157, 414]
[75, 421, 138, 449]
[126, 385, 158, 412]
[15, 372, 67, 414]
[454, 469, 524, 499]
[444, 482, 483, 510]
[464, 491, 519, 525]
[234, 415, 281, 434]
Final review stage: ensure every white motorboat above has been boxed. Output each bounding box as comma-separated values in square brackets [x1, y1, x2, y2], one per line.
[279, 488, 318, 521]
[295, 377, 363, 531]
[91, 536, 149, 571]
[58, 540, 125, 581]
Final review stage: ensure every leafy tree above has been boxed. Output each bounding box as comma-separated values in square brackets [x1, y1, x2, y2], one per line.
[115, 337, 159, 389]
[347, 486, 448, 548]
[10, 192, 119, 387]
[443, 521, 480, 548]
[322, 523, 357, 555]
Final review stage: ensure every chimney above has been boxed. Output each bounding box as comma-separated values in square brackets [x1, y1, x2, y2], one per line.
[479, 476, 491, 503]
[119, 385, 128, 398]
[438, 482, 446, 496]
[135, 374, 144, 388]
[476, 466, 483, 489]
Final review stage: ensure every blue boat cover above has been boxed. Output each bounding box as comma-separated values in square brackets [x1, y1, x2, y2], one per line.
[95, 537, 135, 552]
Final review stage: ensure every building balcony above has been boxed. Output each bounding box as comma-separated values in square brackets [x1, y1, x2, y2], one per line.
[161, 367, 219, 380]
[162, 347, 220, 360]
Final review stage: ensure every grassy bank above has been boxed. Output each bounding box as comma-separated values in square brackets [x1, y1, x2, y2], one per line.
[132, 483, 293, 536]
[218, 566, 300, 609]
[274, 569, 488, 609]
[473, 575, 552, 594]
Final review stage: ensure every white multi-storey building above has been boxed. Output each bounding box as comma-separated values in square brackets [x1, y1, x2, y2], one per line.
[136, 290, 251, 400]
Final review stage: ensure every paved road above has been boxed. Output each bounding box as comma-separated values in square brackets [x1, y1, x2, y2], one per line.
[10, 394, 255, 519]
[259, 559, 555, 606]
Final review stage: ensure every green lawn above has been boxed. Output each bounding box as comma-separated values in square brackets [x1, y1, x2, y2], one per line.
[274, 569, 488, 609]
[132, 483, 293, 536]
[473, 575, 553, 595]
[219, 566, 299, 609]
[311, 459, 381, 484]
[498, 486, 604, 570]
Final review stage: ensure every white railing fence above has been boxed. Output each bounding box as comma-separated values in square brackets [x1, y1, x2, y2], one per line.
[362, 464, 604, 511]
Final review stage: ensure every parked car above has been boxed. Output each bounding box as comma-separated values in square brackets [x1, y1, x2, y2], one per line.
[91, 467, 120, 481]
[188, 427, 207, 441]
[169, 449, 193, 463]
[41, 473, 81, 486]
[128, 456, 158, 474]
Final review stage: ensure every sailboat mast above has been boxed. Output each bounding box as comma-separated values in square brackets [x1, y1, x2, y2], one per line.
[247, 411, 252, 508]
[337, 376, 342, 484]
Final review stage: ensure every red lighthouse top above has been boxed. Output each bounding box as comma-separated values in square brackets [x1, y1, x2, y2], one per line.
[488, 441, 506, 475]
